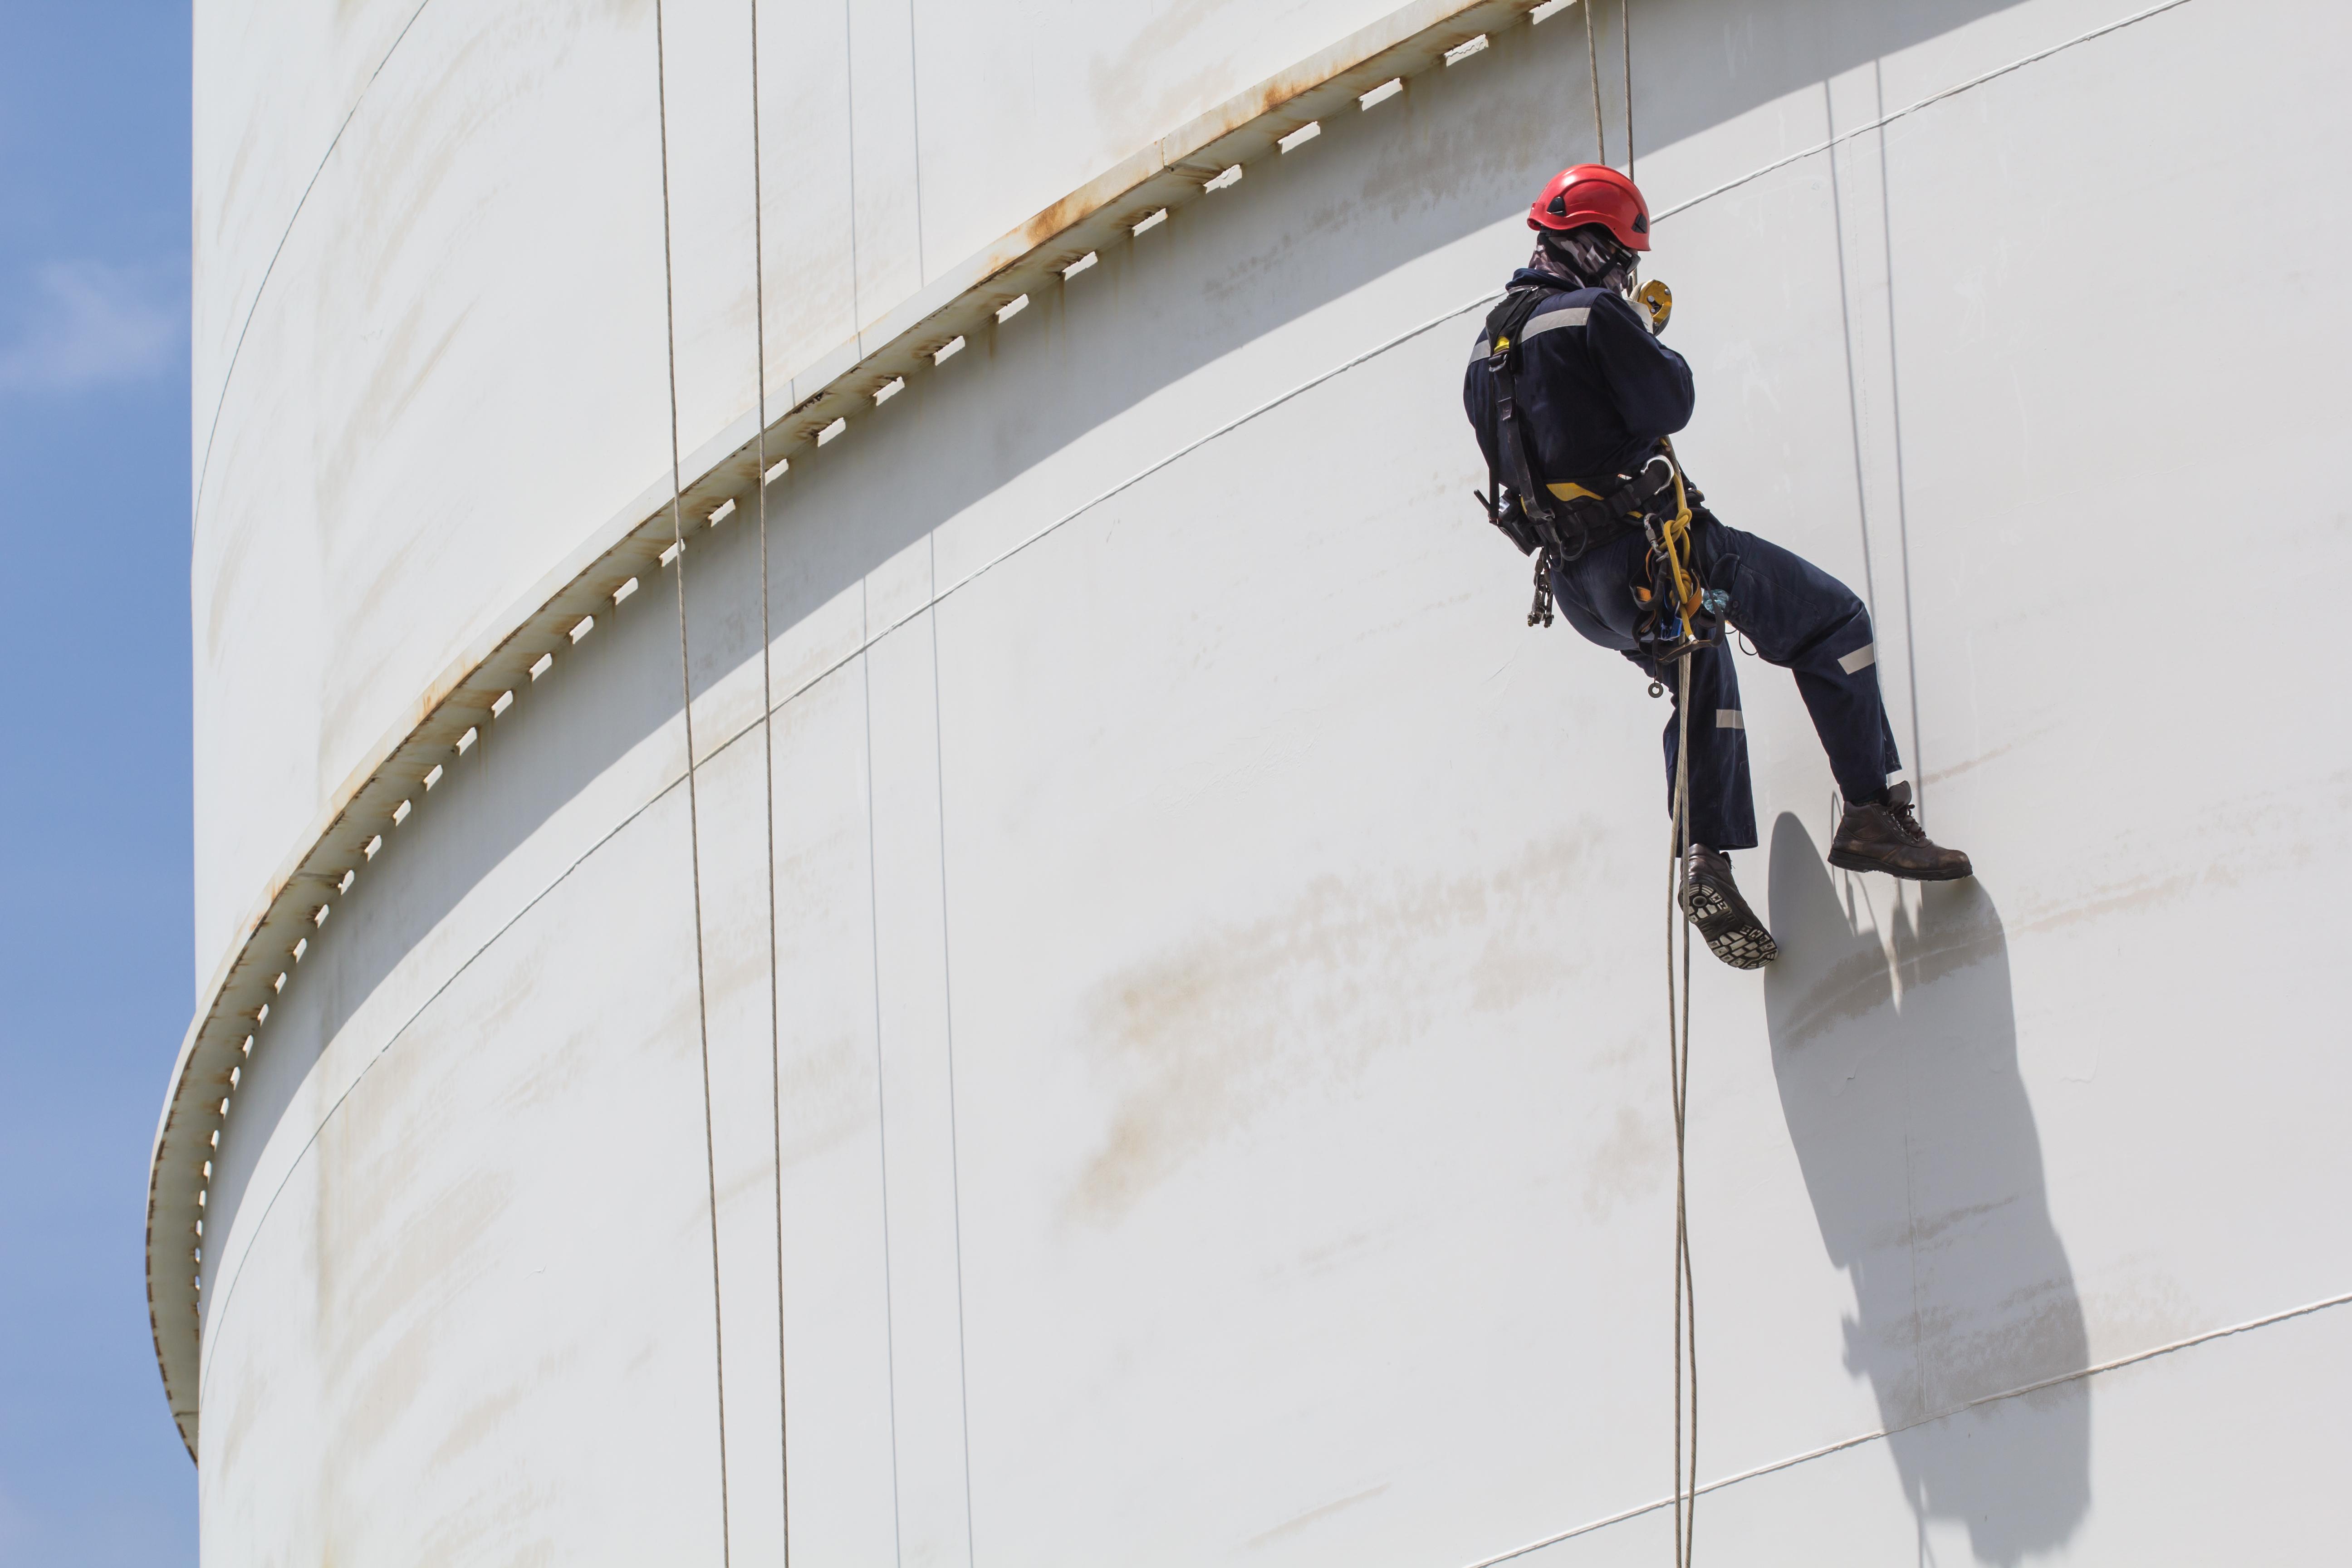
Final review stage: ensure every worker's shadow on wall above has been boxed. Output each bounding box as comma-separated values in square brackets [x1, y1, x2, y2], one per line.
[1763, 812, 2088, 1565]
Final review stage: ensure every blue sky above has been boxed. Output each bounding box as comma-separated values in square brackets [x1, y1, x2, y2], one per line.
[0, 4, 200, 1563]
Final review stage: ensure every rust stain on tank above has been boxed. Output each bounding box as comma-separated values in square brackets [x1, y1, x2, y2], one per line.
[1067, 825, 1602, 1226]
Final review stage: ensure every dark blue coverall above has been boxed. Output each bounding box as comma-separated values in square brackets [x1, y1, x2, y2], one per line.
[1463, 270, 1902, 851]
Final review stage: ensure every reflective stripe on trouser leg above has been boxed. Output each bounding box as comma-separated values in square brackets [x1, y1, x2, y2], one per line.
[1543, 534, 1769, 851]
[1686, 515, 1904, 804]
[1545, 535, 1761, 851]
[1659, 639, 1756, 851]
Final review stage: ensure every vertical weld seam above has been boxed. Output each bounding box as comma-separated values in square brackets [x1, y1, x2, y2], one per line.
[860, 579, 907, 1568]
[927, 536, 979, 1565]
[746, 0, 793, 1558]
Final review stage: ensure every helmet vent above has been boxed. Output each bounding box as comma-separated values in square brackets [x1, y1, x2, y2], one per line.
[1633, 213, 1648, 234]
[1548, 192, 1568, 216]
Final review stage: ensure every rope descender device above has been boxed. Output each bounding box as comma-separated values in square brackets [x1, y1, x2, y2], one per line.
[1632, 443, 1722, 672]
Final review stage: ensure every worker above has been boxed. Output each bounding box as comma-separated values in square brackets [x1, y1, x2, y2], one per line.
[1463, 165, 1971, 970]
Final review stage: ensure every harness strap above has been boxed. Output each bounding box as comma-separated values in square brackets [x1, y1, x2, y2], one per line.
[1475, 291, 1710, 641]
[1481, 285, 1566, 554]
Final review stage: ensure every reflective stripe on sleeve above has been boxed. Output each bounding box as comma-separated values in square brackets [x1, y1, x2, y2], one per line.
[1470, 338, 1490, 361]
[1520, 305, 1591, 342]
[1837, 642, 1877, 675]
[1715, 709, 1744, 730]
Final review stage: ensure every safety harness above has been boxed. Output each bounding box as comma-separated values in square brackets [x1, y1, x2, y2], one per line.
[1474, 285, 1721, 662]
[1474, 284, 1622, 567]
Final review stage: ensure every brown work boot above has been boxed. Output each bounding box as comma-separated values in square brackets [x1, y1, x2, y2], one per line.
[1829, 783, 1973, 881]
[1680, 847, 1778, 969]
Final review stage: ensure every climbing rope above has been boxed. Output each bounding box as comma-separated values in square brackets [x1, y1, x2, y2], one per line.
[1625, 25, 1698, 1562]
[1666, 652, 1698, 1568]
[1583, 0, 1607, 165]
[745, 0, 794, 1561]
[1621, 0, 1635, 180]
[653, 3, 734, 1560]
[1580, 0, 1635, 172]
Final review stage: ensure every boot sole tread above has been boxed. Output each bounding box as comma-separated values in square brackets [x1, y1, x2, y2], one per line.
[1679, 877, 1777, 970]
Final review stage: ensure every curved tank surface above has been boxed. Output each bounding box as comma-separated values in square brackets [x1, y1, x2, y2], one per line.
[165, 0, 2352, 1563]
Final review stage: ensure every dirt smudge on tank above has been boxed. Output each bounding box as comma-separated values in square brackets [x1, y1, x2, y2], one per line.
[1067, 823, 1603, 1225]
[1196, 31, 1583, 309]
[1084, 0, 1248, 168]
[1911, 1271, 2086, 1411]
[1350, 15, 1588, 223]
[1580, 1101, 1668, 1220]
[1244, 1482, 1391, 1549]
[425, 1353, 552, 1474]
[316, 1119, 514, 1412]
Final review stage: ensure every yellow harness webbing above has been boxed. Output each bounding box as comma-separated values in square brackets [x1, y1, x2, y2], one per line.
[1548, 442, 1699, 620]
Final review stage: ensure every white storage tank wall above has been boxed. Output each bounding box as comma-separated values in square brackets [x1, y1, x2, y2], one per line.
[182, 0, 2352, 1563]
[187, 0, 1408, 987]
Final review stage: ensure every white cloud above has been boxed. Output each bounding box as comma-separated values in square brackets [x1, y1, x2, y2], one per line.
[0, 258, 186, 393]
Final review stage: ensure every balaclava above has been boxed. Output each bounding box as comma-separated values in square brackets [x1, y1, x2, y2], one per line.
[1529, 224, 1637, 294]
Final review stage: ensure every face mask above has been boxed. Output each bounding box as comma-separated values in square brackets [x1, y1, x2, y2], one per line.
[1539, 227, 1638, 294]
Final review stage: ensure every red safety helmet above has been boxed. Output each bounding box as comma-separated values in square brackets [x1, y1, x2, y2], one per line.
[1527, 164, 1651, 252]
